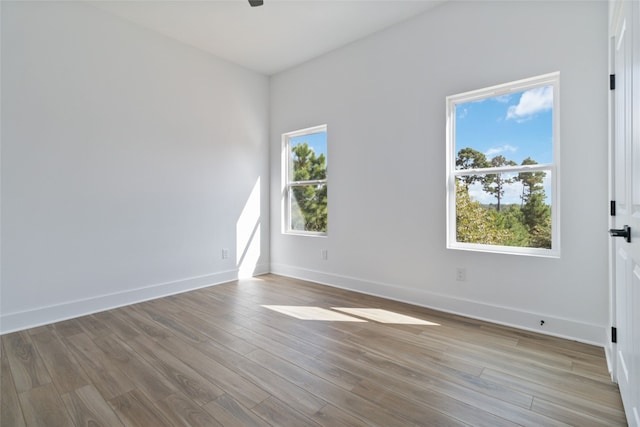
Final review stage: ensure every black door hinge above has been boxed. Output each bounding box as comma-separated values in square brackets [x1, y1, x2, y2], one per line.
[612, 326, 617, 343]
[611, 200, 616, 216]
[610, 74, 616, 90]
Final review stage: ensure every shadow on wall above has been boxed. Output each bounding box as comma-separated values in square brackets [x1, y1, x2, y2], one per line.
[236, 177, 261, 278]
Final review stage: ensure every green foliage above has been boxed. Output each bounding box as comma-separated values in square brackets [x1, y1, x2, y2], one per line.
[518, 157, 546, 203]
[482, 155, 517, 212]
[455, 148, 552, 249]
[290, 143, 327, 232]
[456, 147, 489, 188]
[455, 181, 513, 245]
[499, 205, 530, 247]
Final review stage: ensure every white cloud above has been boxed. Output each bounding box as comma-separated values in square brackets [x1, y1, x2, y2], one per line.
[493, 94, 512, 104]
[485, 144, 517, 157]
[506, 86, 553, 121]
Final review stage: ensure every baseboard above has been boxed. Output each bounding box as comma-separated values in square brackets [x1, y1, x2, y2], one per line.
[270, 263, 607, 347]
[0, 263, 270, 335]
[604, 342, 616, 381]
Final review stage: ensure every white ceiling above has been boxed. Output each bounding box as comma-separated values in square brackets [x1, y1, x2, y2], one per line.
[93, 0, 444, 75]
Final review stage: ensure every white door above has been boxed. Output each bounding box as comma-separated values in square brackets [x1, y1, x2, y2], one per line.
[610, 1, 640, 425]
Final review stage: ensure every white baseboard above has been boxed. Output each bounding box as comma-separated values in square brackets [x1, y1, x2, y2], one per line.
[3, 262, 605, 347]
[270, 263, 607, 347]
[604, 342, 616, 381]
[1, 263, 270, 334]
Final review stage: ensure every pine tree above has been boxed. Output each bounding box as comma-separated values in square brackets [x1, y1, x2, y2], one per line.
[290, 143, 327, 232]
[517, 157, 546, 204]
[482, 155, 516, 212]
[456, 147, 489, 189]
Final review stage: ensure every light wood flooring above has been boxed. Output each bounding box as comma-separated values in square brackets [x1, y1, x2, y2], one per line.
[1, 274, 627, 426]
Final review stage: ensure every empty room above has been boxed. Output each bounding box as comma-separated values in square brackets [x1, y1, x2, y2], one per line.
[1, 0, 639, 426]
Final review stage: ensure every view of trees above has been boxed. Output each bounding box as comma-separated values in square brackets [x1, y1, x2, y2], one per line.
[290, 142, 327, 232]
[455, 147, 551, 249]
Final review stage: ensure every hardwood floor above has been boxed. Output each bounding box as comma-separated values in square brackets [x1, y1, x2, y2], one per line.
[1, 274, 627, 426]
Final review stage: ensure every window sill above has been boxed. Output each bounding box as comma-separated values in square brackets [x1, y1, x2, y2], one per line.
[447, 242, 560, 258]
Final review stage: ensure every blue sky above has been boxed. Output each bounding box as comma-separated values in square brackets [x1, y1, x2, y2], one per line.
[456, 86, 553, 205]
[456, 86, 553, 165]
[290, 131, 327, 159]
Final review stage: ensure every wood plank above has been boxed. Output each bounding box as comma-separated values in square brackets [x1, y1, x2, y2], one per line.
[91, 310, 140, 341]
[108, 389, 172, 427]
[360, 378, 513, 426]
[61, 384, 125, 427]
[233, 355, 328, 416]
[244, 348, 443, 427]
[1, 339, 27, 427]
[52, 319, 85, 338]
[132, 305, 210, 344]
[203, 393, 268, 427]
[481, 368, 627, 425]
[76, 314, 112, 339]
[154, 393, 224, 427]
[253, 396, 322, 427]
[18, 383, 74, 427]
[127, 334, 224, 406]
[25, 325, 53, 336]
[157, 335, 270, 408]
[31, 330, 89, 394]
[110, 307, 173, 340]
[2, 332, 52, 393]
[170, 310, 258, 355]
[64, 332, 135, 400]
[531, 396, 619, 427]
[93, 334, 177, 402]
[311, 404, 371, 427]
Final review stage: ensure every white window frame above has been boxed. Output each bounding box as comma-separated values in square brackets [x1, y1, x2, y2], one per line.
[446, 72, 561, 257]
[282, 124, 328, 236]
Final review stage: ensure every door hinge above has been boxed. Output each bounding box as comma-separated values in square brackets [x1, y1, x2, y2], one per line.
[612, 326, 617, 343]
[611, 200, 616, 216]
[610, 74, 616, 90]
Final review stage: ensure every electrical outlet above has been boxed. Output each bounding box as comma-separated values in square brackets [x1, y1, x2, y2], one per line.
[222, 248, 229, 260]
[321, 249, 328, 260]
[456, 267, 466, 281]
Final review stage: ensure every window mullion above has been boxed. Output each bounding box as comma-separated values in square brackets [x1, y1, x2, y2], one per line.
[288, 179, 327, 186]
[453, 164, 552, 176]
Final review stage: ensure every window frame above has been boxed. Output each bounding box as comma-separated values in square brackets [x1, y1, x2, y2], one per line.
[282, 124, 328, 237]
[446, 72, 561, 257]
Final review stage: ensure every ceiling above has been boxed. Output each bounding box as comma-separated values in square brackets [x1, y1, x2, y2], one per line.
[92, 0, 445, 75]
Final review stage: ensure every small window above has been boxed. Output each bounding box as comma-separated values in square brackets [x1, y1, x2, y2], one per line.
[282, 125, 328, 235]
[446, 73, 560, 257]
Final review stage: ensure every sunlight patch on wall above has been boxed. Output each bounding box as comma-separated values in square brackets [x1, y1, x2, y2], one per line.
[262, 305, 366, 322]
[332, 308, 440, 325]
[237, 177, 261, 278]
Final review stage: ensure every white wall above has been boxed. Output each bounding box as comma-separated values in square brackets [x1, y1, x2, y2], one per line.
[270, 1, 609, 344]
[1, 1, 270, 333]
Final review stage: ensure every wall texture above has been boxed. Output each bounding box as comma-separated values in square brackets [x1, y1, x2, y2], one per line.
[1, 1, 270, 332]
[270, 1, 609, 344]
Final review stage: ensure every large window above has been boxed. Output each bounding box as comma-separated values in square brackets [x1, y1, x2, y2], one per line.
[283, 125, 328, 235]
[446, 73, 560, 257]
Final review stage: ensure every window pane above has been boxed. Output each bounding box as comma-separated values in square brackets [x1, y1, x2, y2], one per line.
[290, 131, 327, 182]
[455, 86, 553, 171]
[290, 184, 328, 233]
[456, 170, 552, 249]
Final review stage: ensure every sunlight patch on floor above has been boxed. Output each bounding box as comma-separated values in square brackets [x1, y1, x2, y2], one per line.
[261, 305, 439, 325]
[332, 308, 440, 325]
[261, 305, 366, 322]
